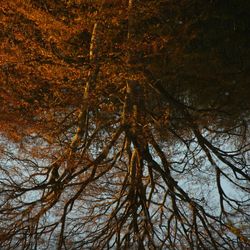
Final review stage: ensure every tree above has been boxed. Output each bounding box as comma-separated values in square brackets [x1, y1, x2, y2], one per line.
[0, 0, 250, 249]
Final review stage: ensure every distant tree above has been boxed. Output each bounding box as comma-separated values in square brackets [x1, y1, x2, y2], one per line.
[0, 0, 249, 249]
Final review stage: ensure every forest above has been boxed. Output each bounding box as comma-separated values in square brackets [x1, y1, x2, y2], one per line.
[0, 0, 250, 249]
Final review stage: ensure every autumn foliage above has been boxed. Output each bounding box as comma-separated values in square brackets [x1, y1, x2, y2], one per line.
[0, 0, 250, 249]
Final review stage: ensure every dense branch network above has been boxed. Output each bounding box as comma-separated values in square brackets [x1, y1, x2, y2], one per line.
[0, 0, 249, 249]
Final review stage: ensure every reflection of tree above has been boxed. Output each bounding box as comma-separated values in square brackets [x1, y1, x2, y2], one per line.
[0, 0, 250, 249]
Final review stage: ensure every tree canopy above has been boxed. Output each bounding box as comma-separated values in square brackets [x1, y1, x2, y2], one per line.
[0, 0, 250, 249]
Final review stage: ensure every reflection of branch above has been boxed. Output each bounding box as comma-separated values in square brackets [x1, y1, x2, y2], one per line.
[143, 69, 250, 247]
[45, 13, 103, 191]
[146, 68, 250, 180]
[47, 162, 60, 184]
[50, 41, 90, 65]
